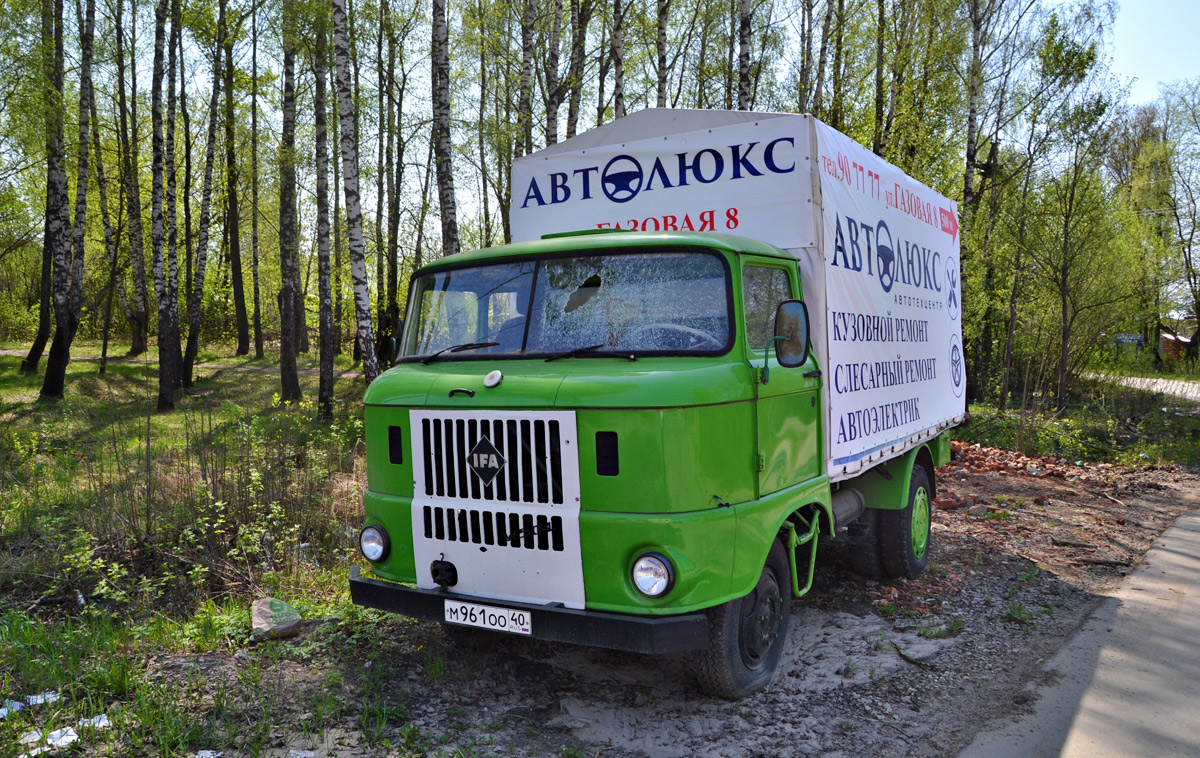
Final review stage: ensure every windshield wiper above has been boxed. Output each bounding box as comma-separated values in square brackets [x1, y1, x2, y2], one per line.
[545, 343, 610, 362]
[420, 342, 500, 364]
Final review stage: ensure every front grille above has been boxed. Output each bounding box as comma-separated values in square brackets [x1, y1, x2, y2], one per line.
[423, 506, 565, 551]
[420, 416, 565, 504]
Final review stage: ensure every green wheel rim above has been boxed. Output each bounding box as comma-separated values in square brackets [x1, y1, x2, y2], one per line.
[911, 487, 930, 559]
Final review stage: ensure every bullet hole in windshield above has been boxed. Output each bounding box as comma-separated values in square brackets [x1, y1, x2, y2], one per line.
[565, 274, 602, 313]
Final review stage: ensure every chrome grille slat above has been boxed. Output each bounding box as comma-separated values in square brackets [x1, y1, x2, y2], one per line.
[419, 414, 566, 505]
[421, 507, 564, 552]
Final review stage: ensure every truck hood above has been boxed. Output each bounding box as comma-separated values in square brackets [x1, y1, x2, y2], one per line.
[363, 358, 755, 409]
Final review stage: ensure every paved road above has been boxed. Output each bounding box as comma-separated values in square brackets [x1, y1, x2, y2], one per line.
[959, 509, 1200, 758]
[1093, 372, 1200, 403]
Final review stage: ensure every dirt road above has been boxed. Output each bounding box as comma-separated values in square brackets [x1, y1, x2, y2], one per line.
[146, 447, 1200, 757]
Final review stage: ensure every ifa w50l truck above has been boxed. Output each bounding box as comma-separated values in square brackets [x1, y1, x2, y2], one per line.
[349, 110, 966, 698]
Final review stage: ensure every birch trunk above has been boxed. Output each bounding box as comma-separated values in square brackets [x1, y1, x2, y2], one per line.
[180, 2, 192, 306]
[183, 0, 224, 387]
[812, 0, 834, 116]
[150, 0, 175, 410]
[333, 0, 380, 383]
[374, 0, 386, 351]
[517, 0, 535, 154]
[612, 0, 624, 118]
[166, 0, 182, 389]
[545, 0, 564, 144]
[23, 0, 65, 377]
[92, 51, 119, 375]
[963, 0, 982, 211]
[251, 6, 263, 357]
[736, 0, 750, 110]
[432, 0, 460, 256]
[565, 0, 588, 139]
[40, 0, 80, 398]
[225, 35, 249, 355]
[315, 23, 334, 419]
[656, 0, 669, 107]
[278, 0, 302, 400]
[332, 59, 343, 355]
[120, 0, 150, 355]
[872, 0, 885, 154]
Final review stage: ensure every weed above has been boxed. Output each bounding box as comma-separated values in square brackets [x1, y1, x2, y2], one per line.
[424, 650, 448, 680]
[841, 721, 855, 730]
[920, 622, 947, 639]
[877, 602, 898, 617]
[982, 510, 1011, 520]
[928, 562, 948, 575]
[1006, 603, 1032, 623]
[867, 630, 887, 651]
[949, 618, 966, 634]
[1019, 565, 1040, 582]
[1008, 585, 1019, 599]
[839, 658, 859, 677]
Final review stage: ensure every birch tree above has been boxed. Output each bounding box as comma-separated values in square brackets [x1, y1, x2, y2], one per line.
[251, 5, 264, 357]
[117, 0, 150, 355]
[315, 19, 334, 419]
[23, 0, 67, 377]
[183, 0, 225, 387]
[225, 25, 250, 355]
[432, 0, 460, 256]
[150, 0, 177, 410]
[279, 0, 302, 400]
[333, 0, 380, 382]
[40, 0, 87, 399]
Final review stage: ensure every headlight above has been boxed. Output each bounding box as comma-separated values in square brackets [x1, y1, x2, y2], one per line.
[359, 525, 390, 562]
[632, 553, 674, 597]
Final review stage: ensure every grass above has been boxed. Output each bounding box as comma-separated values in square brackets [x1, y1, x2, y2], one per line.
[956, 374, 1200, 466]
[0, 342, 423, 755]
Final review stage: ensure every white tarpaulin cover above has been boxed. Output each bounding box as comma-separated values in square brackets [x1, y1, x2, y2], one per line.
[511, 110, 964, 481]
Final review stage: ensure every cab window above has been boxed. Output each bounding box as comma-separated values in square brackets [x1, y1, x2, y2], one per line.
[742, 265, 793, 353]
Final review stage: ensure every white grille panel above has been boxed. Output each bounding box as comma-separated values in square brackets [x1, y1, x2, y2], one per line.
[409, 410, 584, 608]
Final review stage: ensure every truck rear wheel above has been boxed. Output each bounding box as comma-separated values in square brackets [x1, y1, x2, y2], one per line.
[691, 538, 791, 699]
[880, 464, 932, 578]
[847, 509, 885, 578]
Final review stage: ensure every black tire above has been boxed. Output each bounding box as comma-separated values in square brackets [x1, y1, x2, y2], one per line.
[847, 508, 885, 578]
[691, 538, 791, 699]
[879, 464, 932, 578]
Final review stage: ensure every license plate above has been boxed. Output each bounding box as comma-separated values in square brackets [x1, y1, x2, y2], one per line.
[444, 600, 533, 636]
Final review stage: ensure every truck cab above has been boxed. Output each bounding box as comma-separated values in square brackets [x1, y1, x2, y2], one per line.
[350, 229, 948, 697]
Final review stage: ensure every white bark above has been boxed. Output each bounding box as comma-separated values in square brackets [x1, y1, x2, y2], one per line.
[183, 0, 224, 387]
[333, 0, 379, 383]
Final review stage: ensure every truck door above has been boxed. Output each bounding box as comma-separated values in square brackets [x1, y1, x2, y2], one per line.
[743, 259, 822, 497]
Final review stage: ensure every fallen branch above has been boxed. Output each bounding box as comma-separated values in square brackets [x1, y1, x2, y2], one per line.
[1071, 557, 1132, 567]
[1051, 537, 1095, 549]
[1102, 492, 1127, 507]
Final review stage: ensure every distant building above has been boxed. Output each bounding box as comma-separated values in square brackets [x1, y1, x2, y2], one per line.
[1160, 332, 1192, 360]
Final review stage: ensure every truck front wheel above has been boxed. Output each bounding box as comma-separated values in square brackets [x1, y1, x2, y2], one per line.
[879, 463, 932, 578]
[691, 538, 791, 699]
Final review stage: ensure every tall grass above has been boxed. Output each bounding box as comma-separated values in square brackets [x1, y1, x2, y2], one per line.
[0, 354, 367, 612]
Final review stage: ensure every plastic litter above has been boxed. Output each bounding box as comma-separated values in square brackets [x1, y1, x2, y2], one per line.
[195, 751, 224, 758]
[287, 751, 316, 758]
[23, 747, 51, 757]
[78, 713, 112, 729]
[25, 691, 61, 706]
[45, 727, 78, 748]
[18, 730, 41, 745]
[0, 699, 25, 718]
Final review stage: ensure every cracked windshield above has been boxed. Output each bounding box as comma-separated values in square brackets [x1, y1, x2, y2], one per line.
[404, 250, 731, 358]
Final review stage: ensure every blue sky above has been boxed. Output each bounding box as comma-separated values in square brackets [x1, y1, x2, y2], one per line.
[1112, 0, 1200, 103]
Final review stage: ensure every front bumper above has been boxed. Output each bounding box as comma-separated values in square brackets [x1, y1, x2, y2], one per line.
[349, 565, 709, 655]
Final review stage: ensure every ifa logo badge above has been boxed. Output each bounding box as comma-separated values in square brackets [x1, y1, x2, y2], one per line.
[467, 437, 506, 486]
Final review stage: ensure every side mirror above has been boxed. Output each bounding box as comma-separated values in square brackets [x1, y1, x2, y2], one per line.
[774, 300, 810, 368]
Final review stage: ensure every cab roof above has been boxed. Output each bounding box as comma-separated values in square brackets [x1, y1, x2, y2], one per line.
[419, 230, 794, 272]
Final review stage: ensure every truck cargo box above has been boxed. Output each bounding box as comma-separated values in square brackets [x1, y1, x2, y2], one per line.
[510, 110, 966, 480]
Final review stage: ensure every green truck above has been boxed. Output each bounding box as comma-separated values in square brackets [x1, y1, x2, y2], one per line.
[350, 110, 965, 698]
